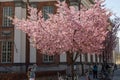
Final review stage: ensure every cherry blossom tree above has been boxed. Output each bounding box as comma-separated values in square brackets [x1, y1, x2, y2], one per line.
[12, 1, 111, 80]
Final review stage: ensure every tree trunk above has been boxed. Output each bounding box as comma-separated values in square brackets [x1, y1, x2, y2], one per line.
[67, 52, 81, 80]
[71, 62, 74, 80]
[81, 63, 84, 75]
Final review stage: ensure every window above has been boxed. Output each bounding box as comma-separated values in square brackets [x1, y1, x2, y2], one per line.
[1, 41, 12, 63]
[42, 6, 54, 20]
[2, 7, 13, 27]
[43, 54, 54, 63]
[31, 3, 37, 8]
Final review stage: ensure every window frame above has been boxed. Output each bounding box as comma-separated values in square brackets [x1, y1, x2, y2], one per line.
[1, 41, 12, 63]
[2, 6, 13, 27]
[43, 54, 54, 63]
[42, 6, 54, 20]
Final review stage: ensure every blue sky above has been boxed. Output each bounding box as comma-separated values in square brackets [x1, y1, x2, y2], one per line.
[104, 0, 120, 17]
[104, 0, 120, 37]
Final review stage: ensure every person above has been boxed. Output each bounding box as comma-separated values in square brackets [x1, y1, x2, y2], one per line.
[27, 67, 35, 80]
[93, 64, 98, 79]
[114, 64, 117, 70]
[85, 70, 91, 80]
[27, 68, 31, 80]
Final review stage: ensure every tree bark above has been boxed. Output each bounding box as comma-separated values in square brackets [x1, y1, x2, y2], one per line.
[71, 62, 74, 80]
[68, 51, 81, 80]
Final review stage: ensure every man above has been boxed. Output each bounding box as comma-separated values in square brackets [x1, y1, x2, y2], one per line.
[93, 64, 98, 79]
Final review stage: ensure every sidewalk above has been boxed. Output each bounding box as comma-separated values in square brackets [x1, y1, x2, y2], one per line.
[79, 74, 110, 80]
[79, 72, 111, 80]
[112, 69, 120, 80]
[79, 69, 120, 80]
[79, 74, 95, 80]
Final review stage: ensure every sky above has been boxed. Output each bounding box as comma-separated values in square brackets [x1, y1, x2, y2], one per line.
[104, 0, 120, 37]
[104, 0, 120, 17]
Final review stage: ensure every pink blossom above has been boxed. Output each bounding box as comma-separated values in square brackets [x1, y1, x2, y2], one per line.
[12, 1, 111, 55]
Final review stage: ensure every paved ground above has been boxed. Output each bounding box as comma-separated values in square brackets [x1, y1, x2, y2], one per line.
[79, 74, 94, 80]
[112, 69, 120, 80]
[79, 69, 120, 80]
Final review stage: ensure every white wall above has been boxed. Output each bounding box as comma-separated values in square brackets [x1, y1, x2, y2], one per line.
[93, 54, 95, 62]
[97, 55, 99, 63]
[114, 37, 119, 53]
[75, 55, 80, 62]
[87, 54, 90, 62]
[60, 52, 81, 63]
[60, 52, 66, 62]
[14, 5, 37, 63]
[14, 6, 26, 63]
[30, 45, 36, 63]
[81, 54, 85, 62]
[74, 52, 80, 62]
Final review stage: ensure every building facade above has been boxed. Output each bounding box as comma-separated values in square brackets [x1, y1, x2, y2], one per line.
[113, 37, 120, 65]
[0, 0, 114, 79]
